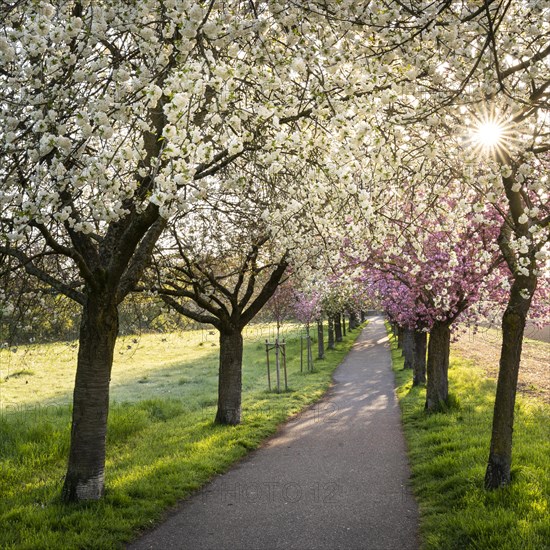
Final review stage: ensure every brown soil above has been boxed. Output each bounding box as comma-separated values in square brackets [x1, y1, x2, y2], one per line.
[453, 326, 550, 404]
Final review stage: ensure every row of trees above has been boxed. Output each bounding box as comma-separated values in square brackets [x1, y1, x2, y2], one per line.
[1, 1, 548, 501]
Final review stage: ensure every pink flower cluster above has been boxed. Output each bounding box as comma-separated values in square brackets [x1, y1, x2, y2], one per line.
[293, 290, 322, 325]
[354, 205, 512, 331]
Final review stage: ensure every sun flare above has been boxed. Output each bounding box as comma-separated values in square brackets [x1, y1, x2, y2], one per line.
[474, 121, 504, 148]
[464, 107, 517, 159]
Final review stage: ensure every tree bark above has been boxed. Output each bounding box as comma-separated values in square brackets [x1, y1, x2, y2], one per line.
[327, 316, 335, 350]
[342, 314, 346, 336]
[484, 278, 534, 489]
[334, 314, 343, 342]
[215, 328, 243, 425]
[402, 328, 414, 370]
[349, 311, 358, 330]
[62, 292, 119, 502]
[397, 326, 403, 349]
[413, 330, 427, 386]
[425, 321, 451, 412]
[317, 319, 325, 359]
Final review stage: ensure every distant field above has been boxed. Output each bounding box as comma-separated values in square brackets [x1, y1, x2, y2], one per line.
[0, 322, 361, 549]
[454, 326, 550, 404]
[0, 322, 300, 410]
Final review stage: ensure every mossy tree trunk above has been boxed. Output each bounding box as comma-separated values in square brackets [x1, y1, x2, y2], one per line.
[412, 330, 427, 386]
[425, 321, 451, 412]
[334, 314, 343, 342]
[484, 277, 535, 488]
[62, 291, 119, 502]
[484, 156, 540, 489]
[317, 319, 325, 359]
[215, 328, 244, 425]
[327, 316, 335, 350]
[397, 326, 403, 349]
[402, 328, 414, 370]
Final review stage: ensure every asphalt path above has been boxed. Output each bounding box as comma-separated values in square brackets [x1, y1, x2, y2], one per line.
[128, 316, 419, 550]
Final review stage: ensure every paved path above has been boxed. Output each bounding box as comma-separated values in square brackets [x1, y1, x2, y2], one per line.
[129, 316, 419, 550]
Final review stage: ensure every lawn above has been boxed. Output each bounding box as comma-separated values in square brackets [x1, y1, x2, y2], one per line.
[0, 322, 362, 549]
[389, 330, 550, 550]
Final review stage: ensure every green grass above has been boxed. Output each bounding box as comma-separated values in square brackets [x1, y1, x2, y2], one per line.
[388, 329, 550, 550]
[0, 323, 362, 549]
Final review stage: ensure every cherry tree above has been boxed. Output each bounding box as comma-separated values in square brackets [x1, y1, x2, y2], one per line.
[348, 193, 507, 410]
[263, 280, 297, 340]
[0, 1, 187, 502]
[381, 1, 550, 487]
[293, 287, 322, 327]
[150, 179, 290, 425]
[0, 1, 358, 500]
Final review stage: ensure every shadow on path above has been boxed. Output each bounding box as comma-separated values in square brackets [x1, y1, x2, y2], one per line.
[128, 316, 419, 550]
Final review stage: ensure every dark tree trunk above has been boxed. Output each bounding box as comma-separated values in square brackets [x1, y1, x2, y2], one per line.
[425, 321, 451, 412]
[349, 311, 358, 331]
[215, 328, 243, 425]
[360, 311, 366, 322]
[412, 330, 427, 386]
[334, 314, 343, 342]
[317, 320, 325, 359]
[402, 328, 414, 370]
[397, 326, 403, 349]
[62, 292, 119, 502]
[484, 278, 534, 489]
[328, 316, 335, 350]
[342, 314, 346, 336]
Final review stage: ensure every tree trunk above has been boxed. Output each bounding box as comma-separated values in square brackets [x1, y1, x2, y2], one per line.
[215, 328, 243, 425]
[317, 320, 325, 359]
[328, 316, 335, 350]
[425, 321, 451, 412]
[342, 314, 346, 336]
[361, 311, 366, 322]
[390, 322, 398, 339]
[402, 328, 414, 370]
[349, 311, 358, 331]
[397, 326, 403, 349]
[413, 330, 427, 386]
[484, 279, 534, 489]
[334, 314, 343, 342]
[62, 292, 119, 502]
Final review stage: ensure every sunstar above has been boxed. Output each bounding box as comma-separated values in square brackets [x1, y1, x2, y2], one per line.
[474, 120, 504, 148]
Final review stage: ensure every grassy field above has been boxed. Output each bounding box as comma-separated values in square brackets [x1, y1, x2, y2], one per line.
[453, 325, 550, 404]
[389, 331, 550, 550]
[0, 323, 362, 549]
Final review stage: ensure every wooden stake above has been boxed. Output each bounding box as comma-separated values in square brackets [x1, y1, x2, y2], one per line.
[300, 334, 303, 372]
[282, 339, 288, 391]
[275, 337, 280, 393]
[265, 339, 271, 391]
